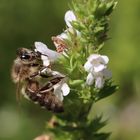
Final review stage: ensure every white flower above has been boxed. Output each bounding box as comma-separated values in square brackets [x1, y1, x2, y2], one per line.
[52, 10, 80, 53]
[84, 54, 111, 89]
[53, 80, 70, 101]
[84, 54, 109, 73]
[34, 42, 61, 67]
[86, 73, 94, 86]
[40, 55, 50, 67]
[65, 10, 76, 28]
[95, 76, 105, 89]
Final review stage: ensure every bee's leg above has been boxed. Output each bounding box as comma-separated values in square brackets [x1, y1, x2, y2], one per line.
[37, 76, 65, 94]
[25, 80, 40, 102]
[49, 76, 65, 85]
[39, 82, 53, 93]
[37, 67, 66, 79]
[29, 72, 39, 79]
[29, 67, 53, 79]
[39, 67, 54, 78]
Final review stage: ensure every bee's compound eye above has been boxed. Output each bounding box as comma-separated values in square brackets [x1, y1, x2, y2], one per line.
[21, 54, 31, 60]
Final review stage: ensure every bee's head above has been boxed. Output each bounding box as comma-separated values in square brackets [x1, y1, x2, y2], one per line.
[16, 48, 33, 61]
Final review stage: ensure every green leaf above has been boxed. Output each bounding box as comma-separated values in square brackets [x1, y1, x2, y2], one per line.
[69, 79, 84, 87]
[94, 3, 107, 18]
[105, 1, 118, 16]
[93, 133, 111, 140]
[88, 115, 108, 132]
[96, 83, 118, 101]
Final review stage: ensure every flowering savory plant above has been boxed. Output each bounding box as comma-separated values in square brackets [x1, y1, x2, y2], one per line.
[34, 0, 118, 140]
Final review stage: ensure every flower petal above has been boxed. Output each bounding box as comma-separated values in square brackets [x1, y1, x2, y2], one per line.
[84, 61, 93, 72]
[87, 54, 100, 62]
[41, 55, 50, 67]
[35, 42, 61, 62]
[101, 55, 109, 64]
[86, 73, 94, 85]
[35, 42, 49, 54]
[95, 77, 105, 89]
[61, 83, 70, 96]
[94, 64, 106, 72]
[51, 71, 65, 77]
[64, 10, 76, 28]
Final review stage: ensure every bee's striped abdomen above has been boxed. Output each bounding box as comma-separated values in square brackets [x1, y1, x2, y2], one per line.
[25, 79, 64, 113]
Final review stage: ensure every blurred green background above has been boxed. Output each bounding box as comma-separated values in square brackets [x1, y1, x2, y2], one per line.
[0, 0, 140, 140]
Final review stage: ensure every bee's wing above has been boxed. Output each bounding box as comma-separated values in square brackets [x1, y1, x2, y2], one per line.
[26, 80, 64, 113]
[34, 42, 61, 62]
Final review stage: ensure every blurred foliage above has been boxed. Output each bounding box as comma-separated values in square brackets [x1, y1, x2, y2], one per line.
[0, 0, 140, 140]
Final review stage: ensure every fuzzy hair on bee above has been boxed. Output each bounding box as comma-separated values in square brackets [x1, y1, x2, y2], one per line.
[11, 48, 42, 83]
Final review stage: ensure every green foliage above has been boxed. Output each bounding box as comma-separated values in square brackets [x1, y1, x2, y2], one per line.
[71, 0, 117, 51]
[47, 115, 110, 140]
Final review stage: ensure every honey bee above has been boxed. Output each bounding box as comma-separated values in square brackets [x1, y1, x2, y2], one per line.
[11, 43, 65, 113]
